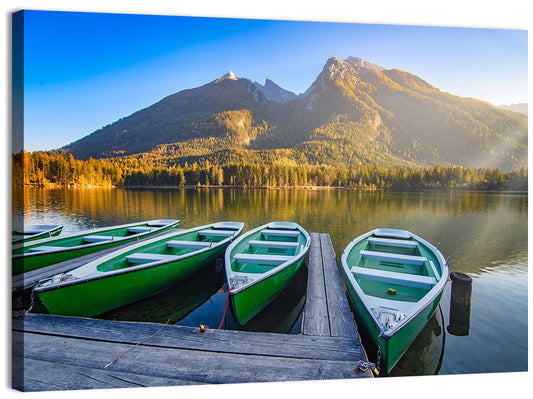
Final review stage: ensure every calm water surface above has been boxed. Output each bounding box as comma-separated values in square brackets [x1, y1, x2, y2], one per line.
[13, 187, 528, 376]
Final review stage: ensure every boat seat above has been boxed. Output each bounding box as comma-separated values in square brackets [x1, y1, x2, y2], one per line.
[248, 240, 299, 250]
[267, 222, 299, 230]
[373, 230, 412, 239]
[126, 253, 177, 264]
[83, 235, 114, 243]
[166, 240, 212, 249]
[147, 220, 174, 227]
[234, 253, 292, 265]
[212, 222, 243, 230]
[368, 237, 419, 249]
[29, 246, 63, 253]
[198, 229, 236, 237]
[261, 230, 300, 238]
[351, 266, 437, 289]
[429, 260, 441, 280]
[360, 250, 427, 266]
[127, 227, 152, 234]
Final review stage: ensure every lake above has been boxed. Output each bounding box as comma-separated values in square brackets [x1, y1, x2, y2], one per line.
[13, 187, 528, 376]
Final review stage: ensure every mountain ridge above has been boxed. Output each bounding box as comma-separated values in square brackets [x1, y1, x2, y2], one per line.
[61, 57, 528, 172]
[498, 103, 527, 115]
[253, 78, 298, 102]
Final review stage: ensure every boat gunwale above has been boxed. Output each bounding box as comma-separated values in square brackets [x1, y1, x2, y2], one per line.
[12, 225, 63, 242]
[12, 219, 180, 258]
[13, 224, 63, 235]
[341, 228, 448, 340]
[225, 222, 311, 295]
[33, 222, 244, 293]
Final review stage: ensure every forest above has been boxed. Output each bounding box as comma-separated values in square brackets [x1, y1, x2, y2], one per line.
[12, 150, 528, 192]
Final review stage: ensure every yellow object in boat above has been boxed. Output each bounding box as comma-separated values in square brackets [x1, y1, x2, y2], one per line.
[387, 288, 397, 295]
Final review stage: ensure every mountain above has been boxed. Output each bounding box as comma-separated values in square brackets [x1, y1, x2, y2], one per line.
[498, 103, 527, 115]
[253, 78, 298, 102]
[61, 57, 528, 171]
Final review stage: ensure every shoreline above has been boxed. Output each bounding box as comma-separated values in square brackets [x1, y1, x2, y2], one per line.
[14, 184, 528, 194]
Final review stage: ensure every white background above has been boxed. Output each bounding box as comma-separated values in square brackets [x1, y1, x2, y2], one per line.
[2, 1, 530, 398]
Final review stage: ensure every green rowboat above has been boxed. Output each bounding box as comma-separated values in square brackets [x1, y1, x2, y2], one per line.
[341, 228, 448, 375]
[33, 222, 244, 317]
[225, 222, 310, 325]
[12, 225, 63, 244]
[12, 219, 180, 276]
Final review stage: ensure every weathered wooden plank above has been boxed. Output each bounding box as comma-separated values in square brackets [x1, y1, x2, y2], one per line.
[320, 233, 359, 339]
[14, 314, 365, 361]
[13, 355, 205, 391]
[302, 233, 330, 336]
[15, 331, 362, 387]
[12, 331, 205, 390]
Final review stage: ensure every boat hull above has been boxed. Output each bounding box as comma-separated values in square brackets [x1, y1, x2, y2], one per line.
[12, 225, 63, 244]
[34, 222, 243, 317]
[226, 222, 310, 325]
[12, 219, 179, 275]
[14, 240, 130, 276]
[342, 270, 443, 374]
[230, 255, 306, 325]
[35, 244, 224, 317]
[340, 228, 448, 375]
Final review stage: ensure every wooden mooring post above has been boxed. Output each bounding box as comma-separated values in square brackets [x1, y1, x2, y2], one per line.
[12, 232, 371, 391]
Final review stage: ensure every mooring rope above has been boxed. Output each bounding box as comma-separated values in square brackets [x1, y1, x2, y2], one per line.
[217, 287, 234, 330]
[104, 318, 170, 369]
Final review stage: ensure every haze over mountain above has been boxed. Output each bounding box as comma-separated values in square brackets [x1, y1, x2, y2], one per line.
[498, 103, 527, 115]
[253, 78, 298, 103]
[61, 57, 528, 172]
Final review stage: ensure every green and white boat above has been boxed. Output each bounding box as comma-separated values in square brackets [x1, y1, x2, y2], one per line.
[12, 219, 180, 276]
[341, 228, 448, 375]
[12, 225, 63, 244]
[33, 222, 244, 317]
[225, 222, 310, 325]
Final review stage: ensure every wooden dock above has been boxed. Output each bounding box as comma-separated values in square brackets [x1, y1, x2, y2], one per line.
[12, 233, 372, 391]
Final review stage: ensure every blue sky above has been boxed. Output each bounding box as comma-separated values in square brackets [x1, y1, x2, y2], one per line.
[17, 9, 528, 152]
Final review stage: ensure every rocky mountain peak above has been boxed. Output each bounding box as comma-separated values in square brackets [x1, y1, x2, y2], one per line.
[211, 71, 238, 84]
[302, 56, 387, 106]
[302, 57, 356, 102]
[221, 71, 237, 80]
[344, 56, 385, 72]
[264, 78, 278, 89]
[253, 78, 297, 103]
